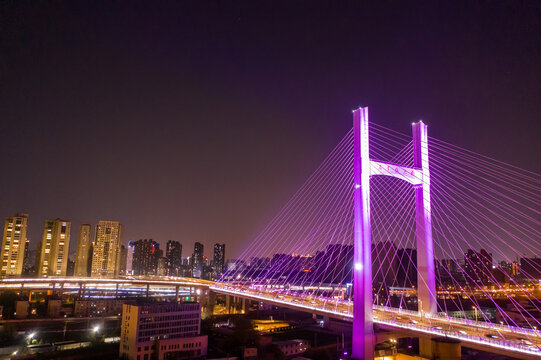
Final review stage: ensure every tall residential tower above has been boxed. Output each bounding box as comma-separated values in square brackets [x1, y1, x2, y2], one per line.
[166, 240, 182, 276]
[36, 219, 71, 277]
[192, 242, 204, 278]
[131, 239, 160, 276]
[91, 220, 123, 277]
[1, 213, 29, 277]
[213, 243, 225, 279]
[74, 224, 92, 277]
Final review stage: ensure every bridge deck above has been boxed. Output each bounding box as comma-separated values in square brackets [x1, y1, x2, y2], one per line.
[2, 278, 539, 358]
[211, 284, 541, 359]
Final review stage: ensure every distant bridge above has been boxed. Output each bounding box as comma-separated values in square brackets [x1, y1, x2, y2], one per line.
[0, 276, 212, 299]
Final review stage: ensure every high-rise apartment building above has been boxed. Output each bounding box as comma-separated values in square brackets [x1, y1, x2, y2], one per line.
[213, 243, 225, 278]
[119, 245, 128, 275]
[192, 242, 204, 278]
[132, 239, 160, 276]
[87, 242, 94, 276]
[464, 249, 493, 286]
[126, 241, 135, 275]
[23, 238, 30, 273]
[166, 240, 182, 276]
[157, 256, 167, 276]
[36, 219, 71, 277]
[74, 224, 92, 277]
[119, 301, 207, 360]
[1, 213, 29, 277]
[91, 220, 123, 278]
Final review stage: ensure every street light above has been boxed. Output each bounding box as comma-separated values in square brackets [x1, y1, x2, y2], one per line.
[92, 325, 100, 333]
[472, 306, 478, 322]
[27, 332, 35, 340]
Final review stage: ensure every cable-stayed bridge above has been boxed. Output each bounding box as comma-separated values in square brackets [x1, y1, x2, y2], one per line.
[212, 107, 541, 359]
[2, 107, 537, 359]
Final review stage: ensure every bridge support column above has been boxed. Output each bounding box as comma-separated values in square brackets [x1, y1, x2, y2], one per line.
[420, 337, 460, 360]
[226, 295, 231, 314]
[146, 284, 150, 297]
[352, 107, 374, 360]
[419, 337, 433, 359]
[175, 286, 180, 301]
[202, 290, 216, 319]
[412, 122, 437, 316]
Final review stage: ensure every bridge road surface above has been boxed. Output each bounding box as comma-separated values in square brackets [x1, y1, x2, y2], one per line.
[1, 278, 539, 358]
[212, 284, 541, 359]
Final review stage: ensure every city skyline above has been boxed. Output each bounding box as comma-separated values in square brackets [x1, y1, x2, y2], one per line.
[1, 2, 539, 259]
[1, 211, 539, 265]
[2, 208, 536, 281]
[1, 213, 215, 261]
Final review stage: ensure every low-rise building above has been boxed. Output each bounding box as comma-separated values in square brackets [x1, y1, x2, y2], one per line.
[274, 339, 309, 358]
[119, 301, 207, 360]
[75, 299, 124, 317]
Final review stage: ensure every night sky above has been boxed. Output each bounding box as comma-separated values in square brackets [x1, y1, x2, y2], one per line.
[1, 1, 539, 260]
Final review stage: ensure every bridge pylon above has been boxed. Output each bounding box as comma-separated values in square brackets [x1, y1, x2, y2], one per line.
[352, 107, 437, 360]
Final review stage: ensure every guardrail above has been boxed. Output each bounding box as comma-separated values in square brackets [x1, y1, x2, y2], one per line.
[374, 304, 541, 339]
[376, 317, 541, 356]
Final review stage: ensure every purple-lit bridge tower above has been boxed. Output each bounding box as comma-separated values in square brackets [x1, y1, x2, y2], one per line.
[352, 107, 437, 360]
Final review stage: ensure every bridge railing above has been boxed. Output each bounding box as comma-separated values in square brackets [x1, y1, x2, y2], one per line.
[376, 317, 541, 355]
[374, 305, 541, 339]
[212, 284, 541, 341]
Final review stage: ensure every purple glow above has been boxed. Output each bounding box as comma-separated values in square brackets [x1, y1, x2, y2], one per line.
[352, 107, 374, 360]
[212, 107, 541, 357]
[412, 121, 437, 315]
[352, 111, 437, 359]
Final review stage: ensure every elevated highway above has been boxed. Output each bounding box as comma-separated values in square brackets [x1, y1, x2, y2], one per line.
[0, 276, 212, 298]
[2, 277, 540, 358]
